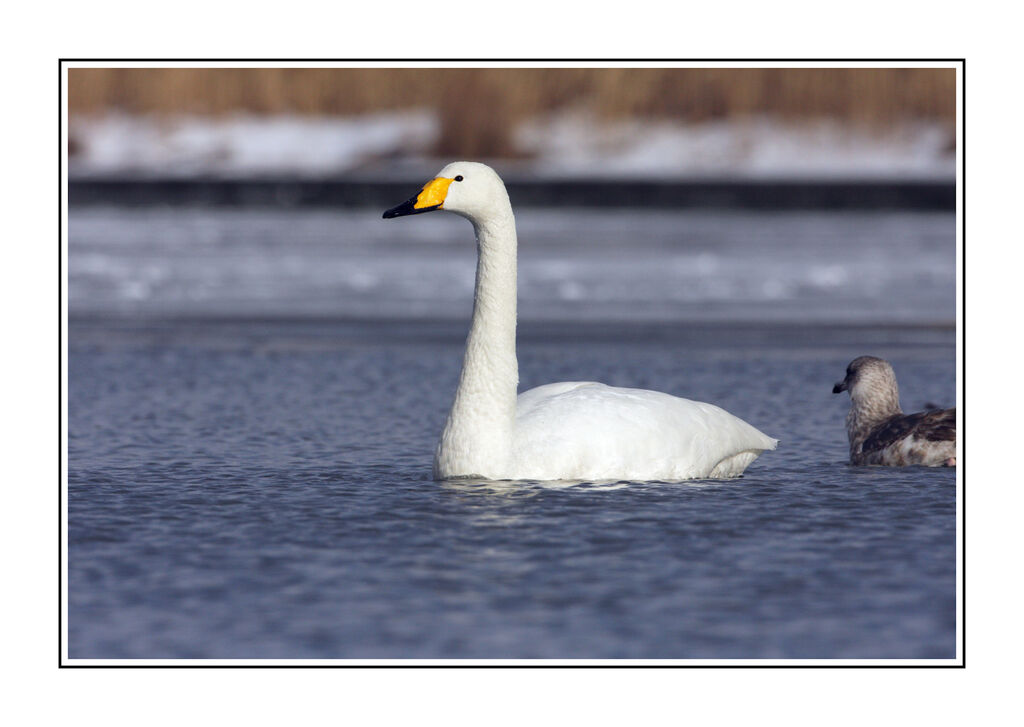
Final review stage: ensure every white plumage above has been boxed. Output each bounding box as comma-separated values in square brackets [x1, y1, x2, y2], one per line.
[384, 161, 778, 481]
[513, 382, 774, 480]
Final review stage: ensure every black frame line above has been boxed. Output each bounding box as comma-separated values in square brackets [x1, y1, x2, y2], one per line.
[58, 58, 966, 671]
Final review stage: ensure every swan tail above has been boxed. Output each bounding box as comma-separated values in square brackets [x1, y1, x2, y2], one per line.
[706, 422, 777, 478]
[708, 440, 776, 478]
[708, 450, 760, 478]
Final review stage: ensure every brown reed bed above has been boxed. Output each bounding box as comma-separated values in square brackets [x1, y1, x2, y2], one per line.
[69, 67, 956, 158]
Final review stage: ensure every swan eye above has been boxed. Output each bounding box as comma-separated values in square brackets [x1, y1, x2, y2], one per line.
[454, 175, 464, 182]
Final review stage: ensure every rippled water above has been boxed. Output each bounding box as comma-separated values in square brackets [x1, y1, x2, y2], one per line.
[68, 320, 956, 659]
[67, 205, 956, 659]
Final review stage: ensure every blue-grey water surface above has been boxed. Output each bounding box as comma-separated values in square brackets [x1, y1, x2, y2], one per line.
[68, 206, 956, 659]
[68, 320, 956, 659]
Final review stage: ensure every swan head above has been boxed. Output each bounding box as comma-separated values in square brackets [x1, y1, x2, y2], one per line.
[833, 355, 900, 408]
[382, 161, 510, 224]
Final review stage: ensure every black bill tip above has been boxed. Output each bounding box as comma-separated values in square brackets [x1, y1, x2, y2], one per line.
[832, 381, 847, 394]
[383, 196, 440, 219]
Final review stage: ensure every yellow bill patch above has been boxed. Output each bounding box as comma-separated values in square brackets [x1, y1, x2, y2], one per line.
[414, 177, 454, 209]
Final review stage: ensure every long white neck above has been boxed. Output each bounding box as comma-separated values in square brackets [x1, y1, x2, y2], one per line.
[434, 207, 519, 479]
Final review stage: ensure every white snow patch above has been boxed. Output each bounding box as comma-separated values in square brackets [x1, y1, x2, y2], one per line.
[515, 112, 954, 180]
[70, 112, 438, 177]
[69, 110, 955, 180]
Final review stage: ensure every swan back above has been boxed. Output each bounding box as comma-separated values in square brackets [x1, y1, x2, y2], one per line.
[511, 382, 778, 481]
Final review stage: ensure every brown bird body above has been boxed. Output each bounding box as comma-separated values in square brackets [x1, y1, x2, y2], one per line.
[833, 356, 956, 467]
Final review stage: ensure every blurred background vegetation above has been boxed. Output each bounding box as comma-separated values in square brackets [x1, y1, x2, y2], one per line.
[69, 67, 956, 159]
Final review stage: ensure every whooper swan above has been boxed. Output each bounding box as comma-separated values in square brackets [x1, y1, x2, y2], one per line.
[384, 161, 778, 481]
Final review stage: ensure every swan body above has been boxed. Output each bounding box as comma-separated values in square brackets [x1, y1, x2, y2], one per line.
[833, 356, 956, 467]
[384, 161, 778, 481]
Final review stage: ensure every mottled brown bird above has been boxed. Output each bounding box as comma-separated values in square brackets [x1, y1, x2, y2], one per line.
[833, 356, 956, 467]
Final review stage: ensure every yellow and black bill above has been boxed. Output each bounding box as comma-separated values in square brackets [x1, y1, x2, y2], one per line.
[383, 177, 454, 219]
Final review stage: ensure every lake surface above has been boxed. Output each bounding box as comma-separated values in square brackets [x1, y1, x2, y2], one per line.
[69, 207, 955, 324]
[67, 207, 957, 660]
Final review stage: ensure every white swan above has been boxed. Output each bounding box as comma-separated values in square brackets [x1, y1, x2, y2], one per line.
[383, 161, 778, 481]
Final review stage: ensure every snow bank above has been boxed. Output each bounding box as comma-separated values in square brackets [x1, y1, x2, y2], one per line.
[69, 111, 955, 180]
[69, 112, 439, 177]
[516, 112, 954, 180]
